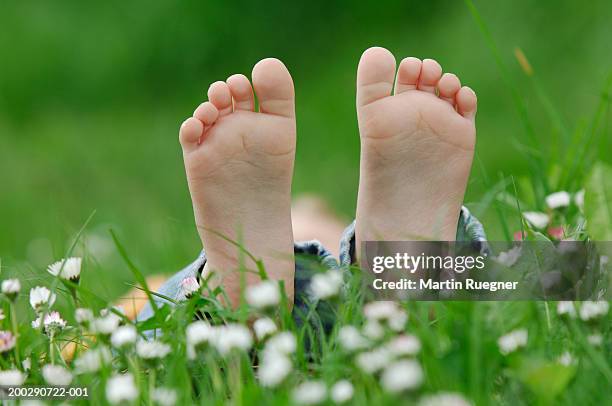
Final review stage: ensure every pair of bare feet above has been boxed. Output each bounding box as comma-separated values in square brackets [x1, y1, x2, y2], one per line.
[179, 47, 477, 306]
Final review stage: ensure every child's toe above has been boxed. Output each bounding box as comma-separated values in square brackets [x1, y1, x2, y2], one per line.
[207, 81, 233, 116]
[227, 74, 255, 111]
[417, 59, 442, 93]
[395, 57, 422, 94]
[179, 117, 204, 150]
[193, 101, 219, 125]
[456, 86, 478, 121]
[252, 58, 295, 118]
[357, 47, 397, 107]
[437, 73, 461, 105]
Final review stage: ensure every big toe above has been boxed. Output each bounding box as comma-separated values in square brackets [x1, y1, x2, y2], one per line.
[252, 58, 295, 118]
[357, 47, 396, 107]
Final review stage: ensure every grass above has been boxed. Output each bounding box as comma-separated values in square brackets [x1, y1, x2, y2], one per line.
[0, 238, 610, 404]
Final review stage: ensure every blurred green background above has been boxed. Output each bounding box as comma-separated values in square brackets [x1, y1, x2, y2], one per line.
[1, 0, 611, 300]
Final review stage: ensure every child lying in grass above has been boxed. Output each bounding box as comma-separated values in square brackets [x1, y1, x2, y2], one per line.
[138, 47, 487, 321]
[3, 47, 609, 406]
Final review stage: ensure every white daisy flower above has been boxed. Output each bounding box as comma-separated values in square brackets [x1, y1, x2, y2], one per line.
[292, 380, 327, 405]
[498, 329, 528, 355]
[47, 257, 82, 282]
[186, 321, 214, 346]
[211, 324, 252, 355]
[264, 331, 296, 356]
[388, 310, 408, 332]
[558, 351, 575, 366]
[587, 334, 603, 346]
[258, 351, 293, 387]
[256, 330, 296, 386]
[33, 312, 65, 333]
[186, 321, 214, 359]
[179, 276, 200, 299]
[495, 246, 521, 267]
[0, 369, 25, 385]
[1, 278, 21, 293]
[363, 301, 399, 320]
[43, 311, 67, 334]
[418, 392, 472, 406]
[246, 280, 281, 309]
[1, 278, 21, 300]
[574, 189, 585, 210]
[253, 317, 277, 341]
[579, 301, 609, 321]
[29, 286, 56, 311]
[152, 387, 177, 406]
[523, 212, 549, 229]
[91, 311, 122, 335]
[0, 330, 16, 353]
[111, 325, 138, 348]
[363, 301, 408, 331]
[106, 373, 138, 405]
[310, 269, 344, 300]
[557, 301, 576, 318]
[545, 191, 571, 209]
[387, 334, 421, 356]
[380, 360, 423, 392]
[330, 380, 354, 403]
[75, 308, 94, 324]
[74, 346, 112, 374]
[42, 364, 73, 386]
[362, 319, 385, 340]
[338, 325, 370, 351]
[355, 347, 393, 374]
[136, 339, 171, 360]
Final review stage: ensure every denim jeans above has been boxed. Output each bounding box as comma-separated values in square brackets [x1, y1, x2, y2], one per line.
[137, 206, 488, 327]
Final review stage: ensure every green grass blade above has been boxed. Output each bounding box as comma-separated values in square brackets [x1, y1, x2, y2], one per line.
[109, 229, 159, 319]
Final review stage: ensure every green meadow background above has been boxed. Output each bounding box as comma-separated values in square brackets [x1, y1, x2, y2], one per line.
[1, 0, 611, 300]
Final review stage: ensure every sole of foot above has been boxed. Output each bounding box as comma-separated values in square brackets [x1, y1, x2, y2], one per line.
[179, 58, 296, 307]
[355, 47, 477, 264]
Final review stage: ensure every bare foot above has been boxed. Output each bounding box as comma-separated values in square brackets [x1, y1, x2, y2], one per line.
[355, 47, 477, 262]
[179, 58, 296, 306]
